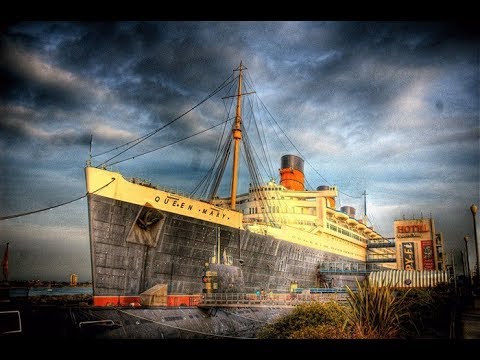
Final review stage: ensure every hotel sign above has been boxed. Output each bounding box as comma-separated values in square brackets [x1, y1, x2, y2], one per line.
[397, 224, 429, 233]
[395, 220, 431, 239]
[401, 242, 416, 270]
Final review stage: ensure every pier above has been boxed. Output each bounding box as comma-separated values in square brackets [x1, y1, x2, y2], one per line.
[197, 291, 347, 308]
[317, 261, 387, 275]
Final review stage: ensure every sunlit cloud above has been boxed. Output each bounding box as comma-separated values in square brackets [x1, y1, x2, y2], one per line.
[2, 40, 108, 101]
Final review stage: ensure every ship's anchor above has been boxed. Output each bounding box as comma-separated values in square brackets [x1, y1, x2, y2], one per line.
[136, 209, 161, 230]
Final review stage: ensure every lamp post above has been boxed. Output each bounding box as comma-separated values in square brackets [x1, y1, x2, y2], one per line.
[464, 236, 471, 282]
[470, 204, 479, 293]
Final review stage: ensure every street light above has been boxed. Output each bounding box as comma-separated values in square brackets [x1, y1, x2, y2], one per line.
[470, 204, 479, 292]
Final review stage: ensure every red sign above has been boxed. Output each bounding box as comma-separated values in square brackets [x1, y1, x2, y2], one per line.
[421, 240, 435, 270]
[397, 224, 429, 233]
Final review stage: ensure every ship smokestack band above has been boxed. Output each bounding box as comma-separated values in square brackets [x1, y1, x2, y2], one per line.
[279, 154, 305, 191]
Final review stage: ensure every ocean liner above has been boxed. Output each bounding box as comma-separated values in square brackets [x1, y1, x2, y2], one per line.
[85, 62, 395, 305]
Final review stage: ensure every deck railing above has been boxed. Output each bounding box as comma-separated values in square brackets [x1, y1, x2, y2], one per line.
[198, 291, 347, 307]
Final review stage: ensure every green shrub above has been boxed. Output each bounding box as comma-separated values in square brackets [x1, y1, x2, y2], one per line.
[257, 301, 348, 339]
[290, 324, 351, 339]
[257, 281, 453, 339]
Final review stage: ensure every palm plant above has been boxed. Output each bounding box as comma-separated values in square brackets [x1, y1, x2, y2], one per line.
[343, 277, 412, 339]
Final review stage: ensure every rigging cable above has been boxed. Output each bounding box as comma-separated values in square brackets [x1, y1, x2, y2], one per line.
[244, 73, 288, 158]
[244, 90, 275, 180]
[0, 177, 116, 221]
[190, 120, 232, 199]
[242, 128, 276, 225]
[189, 122, 232, 199]
[240, 109, 273, 181]
[189, 89, 236, 199]
[92, 73, 234, 159]
[367, 211, 385, 236]
[241, 124, 273, 190]
[244, 73, 286, 173]
[238, 76, 275, 181]
[194, 84, 238, 199]
[255, 95, 362, 199]
[98, 74, 236, 166]
[104, 119, 231, 167]
[192, 71, 271, 201]
[207, 135, 233, 201]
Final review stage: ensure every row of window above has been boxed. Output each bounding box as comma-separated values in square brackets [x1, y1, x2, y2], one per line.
[244, 216, 316, 227]
[327, 222, 365, 243]
[249, 186, 283, 193]
[245, 206, 316, 215]
[245, 206, 282, 214]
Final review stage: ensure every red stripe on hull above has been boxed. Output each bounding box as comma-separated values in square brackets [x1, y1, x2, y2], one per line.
[93, 296, 141, 307]
[167, 295, 202, 307]
[93, 295, 202, 307]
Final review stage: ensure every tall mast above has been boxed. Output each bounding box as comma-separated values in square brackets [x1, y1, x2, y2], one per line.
[230, 61, 244, 210]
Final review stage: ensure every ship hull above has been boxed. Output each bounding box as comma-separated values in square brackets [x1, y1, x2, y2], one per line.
[87, 192, 363, 296]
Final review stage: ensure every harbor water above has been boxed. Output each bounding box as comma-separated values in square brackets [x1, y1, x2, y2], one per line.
[8, 286, 93, 297]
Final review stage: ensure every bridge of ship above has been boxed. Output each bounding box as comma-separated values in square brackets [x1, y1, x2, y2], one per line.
[317, 239, 397, 275]
[366, 237, 397, 264]
[318, 262, 383, 275]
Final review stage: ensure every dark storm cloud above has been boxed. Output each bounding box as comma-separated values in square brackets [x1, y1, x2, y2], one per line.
[54, 22, 243, 87]
[327, 22, 477, 63]
[0, 38, 108, 111]
[266, 22, 479, 139]
[40, 22, 248, 136]
[56, 22, 167, 76]
[32, 21, 470, 142]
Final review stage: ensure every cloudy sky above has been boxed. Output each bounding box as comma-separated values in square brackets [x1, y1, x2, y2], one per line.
[0, 21, 478, 281]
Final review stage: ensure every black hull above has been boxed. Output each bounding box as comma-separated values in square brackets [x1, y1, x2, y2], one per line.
[87, 193, 363, 296]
